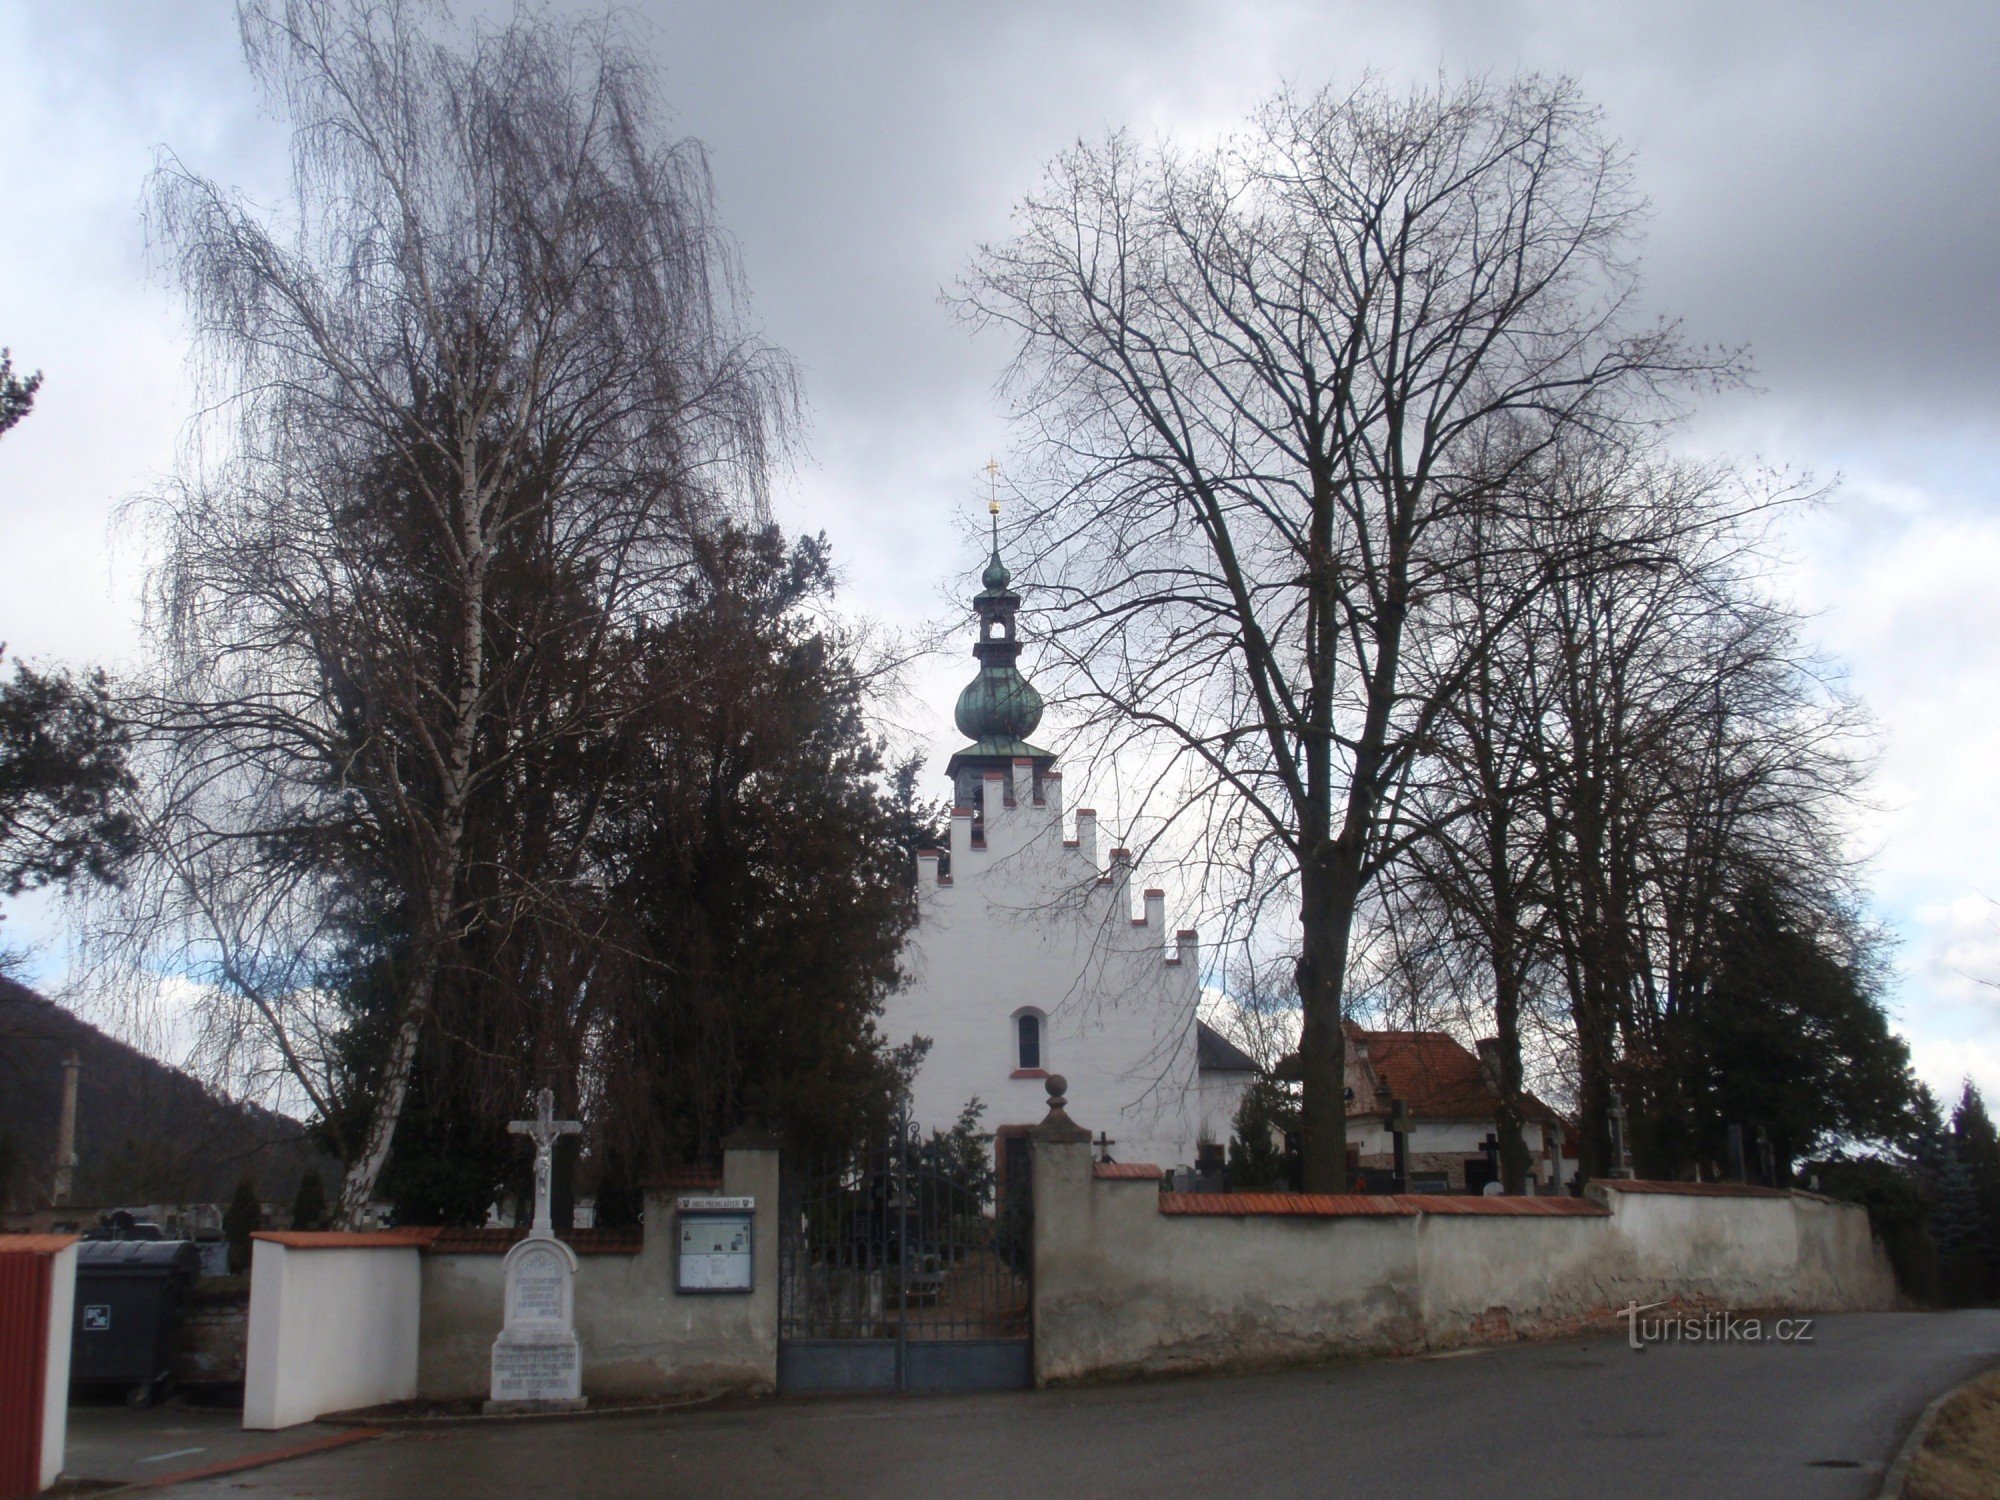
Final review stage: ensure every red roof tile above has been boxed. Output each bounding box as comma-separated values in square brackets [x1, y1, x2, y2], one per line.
[0, 1234, 81, 1254]
[1345, 1026, 1565, 1127]
[1095, 1163, 1163, 1180]
[421, 1226, 642, 1255]
[253, 1230, 439, 1249]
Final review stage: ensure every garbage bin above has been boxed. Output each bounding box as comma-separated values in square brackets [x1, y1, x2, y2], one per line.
[70, 1240, 202, 1406]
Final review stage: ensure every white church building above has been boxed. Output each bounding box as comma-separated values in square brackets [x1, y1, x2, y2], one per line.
[879, 519, 1258, 1177]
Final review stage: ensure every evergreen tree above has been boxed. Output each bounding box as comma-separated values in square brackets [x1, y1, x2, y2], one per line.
[223, 1175, 262, 1274]
[1950, 1082, 2000, 1301]
[1683, 886, 1913, 1178]
[0, 349, 39, 440]
[288, 1169, 328, 1232]
[1227, 1081, 1300, 1190]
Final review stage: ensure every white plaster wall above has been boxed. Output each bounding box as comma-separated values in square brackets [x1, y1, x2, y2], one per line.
[883, 769, 1211, 1170]
[1032, 1143, 1423, 1382]
[1030, 1138, 1899, 1385]
[243, 1243, 421, 1429]
[40, 1243, 75, 1491]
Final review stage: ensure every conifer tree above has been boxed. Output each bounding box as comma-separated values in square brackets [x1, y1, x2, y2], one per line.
[288, 1168, 328, 1232]
[224, 1175, 262, 1274]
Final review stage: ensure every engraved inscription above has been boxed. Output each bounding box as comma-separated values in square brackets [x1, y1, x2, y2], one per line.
[492, 1339, 579, 1399]
[509, 1246, 566, 1321]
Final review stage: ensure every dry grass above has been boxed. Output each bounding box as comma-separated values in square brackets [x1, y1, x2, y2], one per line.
[1904, 1368, 2000, 1500]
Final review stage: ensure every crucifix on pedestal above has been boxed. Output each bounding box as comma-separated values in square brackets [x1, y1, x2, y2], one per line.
[509, 1087, 582, 1238]
[1388, 1100, 1415, 1195]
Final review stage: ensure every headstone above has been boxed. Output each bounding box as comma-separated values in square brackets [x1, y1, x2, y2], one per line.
[487, 1088, 586, 1413]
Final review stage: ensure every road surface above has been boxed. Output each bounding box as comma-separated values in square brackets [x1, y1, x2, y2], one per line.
[151, 1310, 2000, 1499]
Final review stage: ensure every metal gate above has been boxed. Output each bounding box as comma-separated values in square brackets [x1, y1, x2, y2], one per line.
[777, 1116, 1031, 1394]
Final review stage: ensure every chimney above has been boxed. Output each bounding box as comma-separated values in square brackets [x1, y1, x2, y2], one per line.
[52, 1050, 80, 1206]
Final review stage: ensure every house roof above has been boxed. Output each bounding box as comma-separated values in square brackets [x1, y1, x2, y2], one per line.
[1195, 1020, 1259, 1074]
[1343, 1025, 1565, 1128]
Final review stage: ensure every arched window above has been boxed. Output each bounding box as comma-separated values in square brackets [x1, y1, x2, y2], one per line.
[1015, 1011, 1043, 1072]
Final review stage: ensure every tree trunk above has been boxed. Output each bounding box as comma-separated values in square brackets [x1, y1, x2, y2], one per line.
[336, 959, 431, 1227]
[1491, 948, 1533, 1195]
[1296, 852, 1354, 1193]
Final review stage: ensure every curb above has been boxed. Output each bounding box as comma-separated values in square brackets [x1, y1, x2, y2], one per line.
[97, 1426, 384, 1493]
[321, 1390, 726, 1428]
[1877, 1363, 2000, 1500]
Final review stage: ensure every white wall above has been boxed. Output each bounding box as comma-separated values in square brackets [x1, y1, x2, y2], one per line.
[1030, 1136, 1898, 1385]
[883, 764, 1214, 1170]
[244, 1240, 422, 1429]
[39, 1243, 75, 1492]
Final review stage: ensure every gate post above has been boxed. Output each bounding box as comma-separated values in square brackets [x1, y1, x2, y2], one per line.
[1028, 1076, 1092, 1390]
[720, 1131, 782, 1391]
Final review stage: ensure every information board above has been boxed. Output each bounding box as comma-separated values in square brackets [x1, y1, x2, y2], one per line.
[677, 1199, 754, 1293]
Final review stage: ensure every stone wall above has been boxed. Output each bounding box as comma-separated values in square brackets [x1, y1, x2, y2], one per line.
[415, 1143, 779, 1401]
[1030, 1135, 1897, 1386]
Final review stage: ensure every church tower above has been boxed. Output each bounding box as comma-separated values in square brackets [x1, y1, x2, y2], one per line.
[879, 480, 1249, 1179]
[944, 499, 1055, 824]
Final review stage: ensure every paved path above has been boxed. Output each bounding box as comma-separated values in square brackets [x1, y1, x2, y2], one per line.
[151, 1311, 2000, 1499]
[62, 1402, 355, 1488]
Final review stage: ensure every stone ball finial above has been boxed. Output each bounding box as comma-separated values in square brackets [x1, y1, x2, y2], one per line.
[1045, 1073, 1068, 1109]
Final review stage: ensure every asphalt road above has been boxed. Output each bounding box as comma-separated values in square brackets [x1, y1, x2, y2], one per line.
[156, 1311, 2000, 1500]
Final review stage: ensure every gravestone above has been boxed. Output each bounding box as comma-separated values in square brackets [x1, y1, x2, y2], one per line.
[486, 1088, 586, 1413]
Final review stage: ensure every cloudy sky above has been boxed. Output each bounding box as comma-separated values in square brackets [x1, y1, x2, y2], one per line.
[3, 1, 1998, 1104]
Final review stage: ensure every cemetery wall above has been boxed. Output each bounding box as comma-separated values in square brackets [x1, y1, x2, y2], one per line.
[415, 1144, 780, 1400]
[1030, 1137, 1897, 1385]
[243, 1234, 424, 1428]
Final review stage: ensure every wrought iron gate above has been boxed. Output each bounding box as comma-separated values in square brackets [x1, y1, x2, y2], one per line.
[777, 1116, 1032, 1394]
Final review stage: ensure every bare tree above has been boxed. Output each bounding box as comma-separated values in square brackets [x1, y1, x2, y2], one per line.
[91, 0, 794, 1224]
[960, 76, 1724, 1188]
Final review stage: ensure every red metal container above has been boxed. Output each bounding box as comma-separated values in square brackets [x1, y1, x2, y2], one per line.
[0, 1237, 75, 1500]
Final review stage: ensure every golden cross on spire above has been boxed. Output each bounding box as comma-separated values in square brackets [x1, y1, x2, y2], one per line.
[985, 457, 1001, 517]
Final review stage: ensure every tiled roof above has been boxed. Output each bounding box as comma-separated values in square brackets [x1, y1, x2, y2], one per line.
[1345, 1026, 1564, 1127]
[1159, 1192, 1608, 1218]
[253, 1230, 439, 1249]
[0, 1234, 81, 1253]
[423, 1226, 642, 1255]
[1095, 1162, 1163, 1180]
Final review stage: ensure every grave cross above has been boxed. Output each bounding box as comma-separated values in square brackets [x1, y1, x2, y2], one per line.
[1093, 1130, 1116, 1165]
[508, 1087, 582, 1237]
[1608, 1096, 1634, 1179]
[1388, 1099, 1414, 1195]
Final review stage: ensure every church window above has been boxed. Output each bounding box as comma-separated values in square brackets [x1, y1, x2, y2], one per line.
[1015, 1011, 1043, 1072]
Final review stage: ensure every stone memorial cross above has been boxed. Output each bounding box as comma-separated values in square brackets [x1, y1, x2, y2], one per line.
[509, 1087, 582, 1236]
[488, 1088, 586, 1413]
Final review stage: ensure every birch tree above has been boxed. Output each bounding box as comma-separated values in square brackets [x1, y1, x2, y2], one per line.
[102, 0, 793, 1224]
[960, 76, 1724, 1189]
